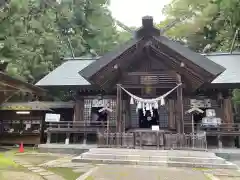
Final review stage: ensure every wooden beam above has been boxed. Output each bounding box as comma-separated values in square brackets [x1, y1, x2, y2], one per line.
[91, 41, 147, 89]
[150, 46, 204, 90]
[150, 45, 204, 83]
[151, 37, 214, 81]
[117, 84, 180, 89]
[0, 83, 18, 92]
[0, 72, 46, 96]
[116, 84, 121, 133]
[73, 100, 83, 122]
[0, 90, 18, 104]
[176, 73, 184, 133]
[168, 99, 176, 130]
[223, 96, 234, 131]
[127, 71, 176, 76]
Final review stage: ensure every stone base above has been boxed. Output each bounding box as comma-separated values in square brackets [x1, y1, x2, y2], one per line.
[38, 144, 97, 154]
[72, 148, 238, 169]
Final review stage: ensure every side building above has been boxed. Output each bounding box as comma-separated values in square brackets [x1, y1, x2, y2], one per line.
[0, 62, 46, 145]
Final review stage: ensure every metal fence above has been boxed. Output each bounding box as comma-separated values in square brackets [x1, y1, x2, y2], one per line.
[97, 132, 207, 150]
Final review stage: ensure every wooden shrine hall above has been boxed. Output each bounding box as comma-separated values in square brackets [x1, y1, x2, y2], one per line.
[0, 62, 46, 145]
[36, 16, 240, 149]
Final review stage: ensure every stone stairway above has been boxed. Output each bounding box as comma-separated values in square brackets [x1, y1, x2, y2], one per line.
[72, 148, 239, 169]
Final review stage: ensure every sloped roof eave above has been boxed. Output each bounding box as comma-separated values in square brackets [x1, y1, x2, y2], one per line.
[154, 36, 226, 76]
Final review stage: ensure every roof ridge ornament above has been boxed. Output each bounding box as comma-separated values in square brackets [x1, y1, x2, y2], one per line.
[142, 16, 154, 29]
[135, 16, 160, 39]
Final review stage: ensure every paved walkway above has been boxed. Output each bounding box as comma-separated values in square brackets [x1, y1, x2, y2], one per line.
[78, 164, 209, 180]
[12, 151, 240, 180]
[1, 170, 44, 180]
[13, 157, 65, 180]
[75, 164, 240, 180]
[10, 153, 96, 180]
[40, 156, 95, 173]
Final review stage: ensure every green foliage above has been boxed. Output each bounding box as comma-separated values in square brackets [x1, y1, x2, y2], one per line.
[0, 0, 124, 85]
[160, 0, 240, 52]
[161, 0, 240, 102]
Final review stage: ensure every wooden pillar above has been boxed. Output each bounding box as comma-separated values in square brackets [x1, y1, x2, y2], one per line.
[125, 97, 131, 130]
[223, 95, 234, 130]
[65, 133, 70, 145]
[218, 135, 223, 149]
[46, 132, 51, 144]
[116, 84, 122, 133]
[122, 100, 127, 133]
[176, 73, 184, 133]
[73, 99, 85, 144]
[168, 99, 176, 130]
[73, 99, 84, 122]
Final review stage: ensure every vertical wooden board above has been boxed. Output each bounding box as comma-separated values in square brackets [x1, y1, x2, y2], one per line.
[183, 98, 192, 132]
[176, 73, 183, 133]
[124, 97, 131, 129]
[223, 98, 234, 125]
[73, 100, 84, 122]
[168, 99, 176, 130]
[212, 99, 224, 122]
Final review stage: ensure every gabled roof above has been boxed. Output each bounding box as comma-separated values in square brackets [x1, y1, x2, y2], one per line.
[35, 53, 240, 87]
[205, 53, 240, 84]
[36, 59, 95, 86]
[79, 38, 140, 80]
[79, 17, 225, 85]
[155, 36, 225, 76]
[0, 71, 46, 96]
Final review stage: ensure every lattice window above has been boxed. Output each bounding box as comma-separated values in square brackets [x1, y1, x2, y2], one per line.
[140, 75, 158, 85]
[83, 98, 117, 125]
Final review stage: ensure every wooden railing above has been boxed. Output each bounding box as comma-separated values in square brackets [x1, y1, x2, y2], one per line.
[46, 121, 115, 128]
[184, 123, 240, 135]
[45, 121, 240, 135]
[98, 132, 207, 150]
[46, 121, 116, 133]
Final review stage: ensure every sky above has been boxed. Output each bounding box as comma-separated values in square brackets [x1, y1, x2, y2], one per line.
[109, 0, 172, 27]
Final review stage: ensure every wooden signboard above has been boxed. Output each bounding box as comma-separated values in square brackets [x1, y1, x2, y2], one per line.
[190, 99, 211, 108]
[0, 105, 32, 110]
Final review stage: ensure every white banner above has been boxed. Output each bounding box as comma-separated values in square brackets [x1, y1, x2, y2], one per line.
[45, 113, 61, 122]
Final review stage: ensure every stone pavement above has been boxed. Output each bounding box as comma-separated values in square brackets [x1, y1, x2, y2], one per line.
[79, 164, 209, 180]
[40, 156, 95, 173]
[1, 170, 44, 180]
[75, 164, 240, 180]
[13, 158, 65, 180]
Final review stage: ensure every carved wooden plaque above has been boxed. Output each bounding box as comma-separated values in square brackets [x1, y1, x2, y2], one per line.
[190, 99, 211, 108]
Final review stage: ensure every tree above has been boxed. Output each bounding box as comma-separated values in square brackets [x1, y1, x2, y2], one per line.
[0, 0, 123, 85]
[160, 0, 240, 52]
[161, 0, 240, 103]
